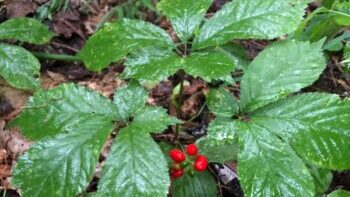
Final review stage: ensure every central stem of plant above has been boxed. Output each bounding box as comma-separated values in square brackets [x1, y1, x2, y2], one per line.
[174, 43, 189, 140]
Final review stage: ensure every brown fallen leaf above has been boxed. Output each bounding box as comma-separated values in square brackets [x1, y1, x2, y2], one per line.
[4, 0, 38, 17]
[0, 149, 6, 162]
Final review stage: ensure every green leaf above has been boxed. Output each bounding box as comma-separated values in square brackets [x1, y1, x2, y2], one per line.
[183, 51, 235, 81]
[206, 88, 239, 117]
[193, 0, 308, 49]
[0, 44, 40, 90]
[324, 31, 350, 51]
[171, 171, 217, 197]
[294, 7, 339, 42]
[252, 93, 350, 170]
[10, 83, 119, 140]
[300, 13, 341, 42]
[157, 0, 212, 42]
[79, 18, 174, 71]
[217, 43, 250, 70]
[240, 40, 326, 112]
[328, 190, 350, 197]
[307, 164, 333, 195]
[332, 2, 350, 26]
[237, 120, 315, 197]
[122, 49, 182, 84]
[12, 116, 114, 197]
[0, 17, 52, 44]
[114, 81, 148, 120]
[132, 106, 182, 133]
[198, 117, 238, 162]
[97, 125, 170, 197]
[344, 42, 350, 70]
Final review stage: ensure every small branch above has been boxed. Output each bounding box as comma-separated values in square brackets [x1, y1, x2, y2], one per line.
[32, 52, 81, 62]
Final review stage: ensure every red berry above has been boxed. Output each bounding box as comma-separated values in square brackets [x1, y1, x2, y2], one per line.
[194, 155, 208, 172]
[169, 149, 186, 163]
[186, 144, 198, 156]
[170, 168, 184, 179]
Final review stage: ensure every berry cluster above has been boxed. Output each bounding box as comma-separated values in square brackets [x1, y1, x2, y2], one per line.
[169, 144, 208, 179]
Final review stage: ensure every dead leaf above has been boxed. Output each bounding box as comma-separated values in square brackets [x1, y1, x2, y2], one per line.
[0, 164, 10, 178]
[0, 149, 6, 161]
[4, 0, 38, 17]
[0, 128, 32, 160]
[41, 70, 67, 89]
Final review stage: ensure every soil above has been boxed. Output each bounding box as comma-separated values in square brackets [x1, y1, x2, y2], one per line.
[0, 0, 349, 197]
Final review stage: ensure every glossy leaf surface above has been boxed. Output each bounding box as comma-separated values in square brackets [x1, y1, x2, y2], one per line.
[237, 120, 315, 197]
[10, 83, 119, 140]
[193, 0, 308, 49]
[113, 81, 148, 120]
[122, 49, 181, 84]
[327, 190, 350, 197]
[0, 17, 52, 44]
[171, 171, 217, 197]
[206, 88, 239, 117]
[132, 107, 181, 133]
[12, 117, 113, 197]
[157, 0, 212, 41]
[0, 44, 40, 90]
[240, 40, 326, 112]
[252, 93, 350, 170]
[183, 51, 235, 81]
[307, 164, 333, 195]
[198, 117, 239, 162]
[97, 125, 170, 197]
[79, 19, 174, 71]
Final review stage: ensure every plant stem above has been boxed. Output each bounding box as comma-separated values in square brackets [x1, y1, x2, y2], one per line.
[31, 52, 81, 62]
[175, 42, 188, 140]
[2, 189, 6, 197]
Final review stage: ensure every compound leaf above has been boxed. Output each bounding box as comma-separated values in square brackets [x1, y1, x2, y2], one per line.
[183, 51, 235, 81]
[240, 40, 326, 112]
[79, 19, 174, 71]
[0, 44, 40, 90]
[157, 0, 213, 41]
[252, 93, 350, 170]
[193, 0, 308, 49]
[10, 83, 119, 140]
[171, 171, 217, 197]
[0, 17, 52, 44]
[12, 117, 114, 197]
[113, 81, 148, 120]
[237, 120, 315, 197]
[97, 125, 170, 197]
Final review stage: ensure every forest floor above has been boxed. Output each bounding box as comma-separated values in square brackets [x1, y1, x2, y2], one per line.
[0, 0, 349, 196]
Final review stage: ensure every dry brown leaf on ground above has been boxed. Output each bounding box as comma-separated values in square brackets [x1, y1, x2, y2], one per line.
[0, 125, 32, 160]
[53, 8, 85, 38]
[4, 0, 38, 17]
[41, 70, 67, 89]
[0, 81, 31, 121]
[79, 66, 124, 98]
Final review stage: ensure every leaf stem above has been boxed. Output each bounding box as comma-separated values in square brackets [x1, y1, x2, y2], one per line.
[31, 52, 81, 62]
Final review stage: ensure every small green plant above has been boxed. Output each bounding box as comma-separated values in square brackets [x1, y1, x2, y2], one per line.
[8, 0, 350, 196]
[295, 0, 350, 42]
[35, 0, 69, 21]
[0, 17, 52, 90]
